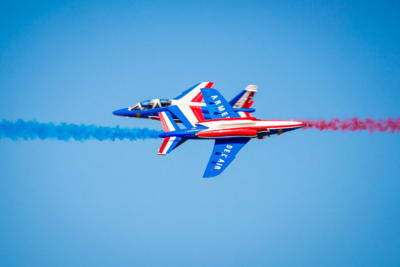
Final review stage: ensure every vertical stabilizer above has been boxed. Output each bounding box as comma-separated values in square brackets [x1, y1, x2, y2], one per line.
[229, 85, 258, 118]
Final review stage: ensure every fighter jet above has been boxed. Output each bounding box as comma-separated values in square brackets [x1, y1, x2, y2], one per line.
[155, 84, 306, 178]
[113, 82, 257, 124]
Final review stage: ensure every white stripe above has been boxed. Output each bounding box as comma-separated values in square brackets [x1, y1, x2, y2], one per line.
[160, 112, 169, 131]
[234, 91, 251, 108]
[178, 82, 209, 103]
[238, 111, 247, 118]
[163, 112, 176, 131]
[158, 137, 169, 155]
[162, 136, 176, 154]
[170, 100, 205, 107]
[177, 105, 198, 126]
[233, 85, 257, 108]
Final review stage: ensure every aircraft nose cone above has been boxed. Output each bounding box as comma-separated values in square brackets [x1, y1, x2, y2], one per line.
[112, 108, 129, 116]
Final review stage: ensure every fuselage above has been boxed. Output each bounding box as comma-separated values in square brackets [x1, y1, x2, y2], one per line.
[159, 117, 306, 139]
[113, 104, 255, 122]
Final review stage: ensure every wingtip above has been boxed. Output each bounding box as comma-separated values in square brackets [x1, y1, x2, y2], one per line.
[245, 85, 258, 92]
[203, 172, 217, 178]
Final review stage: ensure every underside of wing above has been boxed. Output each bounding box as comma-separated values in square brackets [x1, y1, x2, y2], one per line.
[200, 88, 240, 120]
[203, 138, 250, 178]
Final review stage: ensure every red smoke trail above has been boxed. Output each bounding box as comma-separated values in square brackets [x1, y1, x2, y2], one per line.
[303, 117, 400, 133]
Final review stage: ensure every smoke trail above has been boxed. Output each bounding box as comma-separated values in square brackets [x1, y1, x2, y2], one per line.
[0, 119, 162, 141]
[304, 117, 400, 133]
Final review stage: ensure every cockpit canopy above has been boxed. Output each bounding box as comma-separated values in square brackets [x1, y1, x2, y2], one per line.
[128, 99, 171, 111]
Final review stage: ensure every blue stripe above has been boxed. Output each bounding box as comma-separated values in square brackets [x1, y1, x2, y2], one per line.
[229, 90, 246, 106]
[173, 82, 200, 100]
[163, 111, 179, 131]
[166, 137, 181, 153]
[167, 106, 194, 129]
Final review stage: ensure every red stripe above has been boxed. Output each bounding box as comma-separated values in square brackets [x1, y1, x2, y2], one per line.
[197, 117, 305, 128]
[259, 124, 306, 129]
[159, 137, 170, 153]
[242, 92, 255, 108]
[192, 82, 213, 102]
[246, 100, 254, 108]
[197, 118, 306, 124]
[158, 112, 170, 132]
[196, 124, 306, 138]
[192, 92, 203, 103]
[198, 117, 257, 123]
[205, 82, 214, 88]
[207, 125, 304, 131]
[149, 116, 181, 123]
[190, 106, 205, 121]
[197, 128, 257, 138]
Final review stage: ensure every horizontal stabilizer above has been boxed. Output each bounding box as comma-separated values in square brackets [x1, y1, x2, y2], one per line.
[158, 136, 185, 155]
[158, 110, 186, 155]
[158, 111, 179, 132]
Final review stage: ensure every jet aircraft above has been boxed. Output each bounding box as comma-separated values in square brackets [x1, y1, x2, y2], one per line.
[113, 82, 306, 177]
[113, 82, 257, 124]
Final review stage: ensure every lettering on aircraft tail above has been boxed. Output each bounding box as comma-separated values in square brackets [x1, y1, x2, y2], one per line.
[212, 95, 230, 118]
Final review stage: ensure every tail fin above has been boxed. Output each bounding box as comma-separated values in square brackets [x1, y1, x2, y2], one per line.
[158, 111, 185, 155]
[229, 85, 257, 118]
[229, 85, 257, 108]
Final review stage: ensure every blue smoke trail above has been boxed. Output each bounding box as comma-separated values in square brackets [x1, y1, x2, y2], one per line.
[0, 119, 162, 141]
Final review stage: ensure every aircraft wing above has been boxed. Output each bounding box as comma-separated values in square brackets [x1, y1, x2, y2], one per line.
[200, 88, 240, 120]
[172, 82, 214, 127]
[203, 138, 250, 178]
[174, 82, 214, 102]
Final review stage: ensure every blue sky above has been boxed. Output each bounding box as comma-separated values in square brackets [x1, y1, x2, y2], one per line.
[0, 1, 400, 266]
